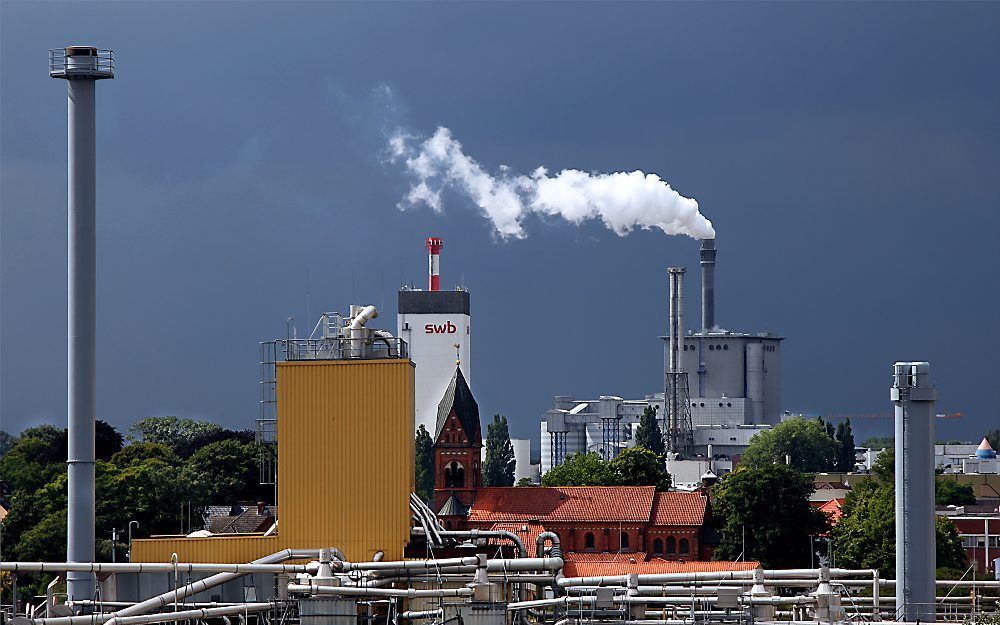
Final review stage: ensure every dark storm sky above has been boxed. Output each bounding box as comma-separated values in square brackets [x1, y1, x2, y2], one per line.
[2, 2, 998, 444]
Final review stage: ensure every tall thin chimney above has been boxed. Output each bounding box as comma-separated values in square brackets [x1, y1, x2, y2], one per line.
[50, 45, 114, 602]
[700, 238, 716, 332]
[426, 237, 443, 291]
[891, 362, 937, 622]
[666, 267, 687, 454]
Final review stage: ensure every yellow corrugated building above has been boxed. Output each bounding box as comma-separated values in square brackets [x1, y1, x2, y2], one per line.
[131, 358, 414, 563]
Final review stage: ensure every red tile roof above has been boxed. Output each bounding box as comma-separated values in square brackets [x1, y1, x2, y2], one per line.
[562, 552, 758, 577]
[468, 486, 656, 523]
[650, 492, 708, 527]
[818, 498, 845, 526]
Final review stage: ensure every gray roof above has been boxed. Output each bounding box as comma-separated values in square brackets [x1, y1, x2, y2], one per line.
[438, 494, 470, 517]
[434, 367, 481, 443]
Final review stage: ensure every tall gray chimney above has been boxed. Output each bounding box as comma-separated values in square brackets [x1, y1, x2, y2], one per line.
[700, 238, 716, 332]
[50, 45, 114, 602]
[891, 361, 937, 622]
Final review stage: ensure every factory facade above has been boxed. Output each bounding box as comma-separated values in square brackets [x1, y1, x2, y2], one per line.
[540, 238, 780, 477]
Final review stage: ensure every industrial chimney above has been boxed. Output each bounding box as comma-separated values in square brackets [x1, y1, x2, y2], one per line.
[700, 238, 716, 332]
[50, 45, 114, 602]
[665, 267, 692, 456]
[426, 237, 443, 291]
[891, 361, 937, 622]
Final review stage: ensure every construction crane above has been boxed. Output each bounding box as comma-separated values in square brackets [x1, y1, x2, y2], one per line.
[819, 412, 963, 420]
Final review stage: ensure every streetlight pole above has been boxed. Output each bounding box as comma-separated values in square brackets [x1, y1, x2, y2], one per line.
[127, 521, 139, 561]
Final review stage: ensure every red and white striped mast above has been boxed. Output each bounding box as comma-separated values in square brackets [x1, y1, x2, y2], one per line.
[426, 237, 443, 291]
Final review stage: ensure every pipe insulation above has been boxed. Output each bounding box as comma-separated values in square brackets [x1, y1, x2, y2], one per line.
[27, 603, 275, 625]
[288, 585, 472, 598]
[111, 548, 321, 618]
[1, 562, 314, 574]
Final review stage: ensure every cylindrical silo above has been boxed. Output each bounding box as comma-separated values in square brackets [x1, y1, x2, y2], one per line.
[891, 361, 937, 622]
[746, 343, 765, 424]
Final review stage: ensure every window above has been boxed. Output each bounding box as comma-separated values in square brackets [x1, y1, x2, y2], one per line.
[620, 532, 630, 550]
[444, 461, 465, 488]
[585, 532, 595, 549]
[666, 537, 676, 554]
[652, 538, 664, 554]
[679, 538, 690, 555]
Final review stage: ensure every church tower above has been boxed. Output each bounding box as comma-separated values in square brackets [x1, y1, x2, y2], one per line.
[433, 367, 482, 522]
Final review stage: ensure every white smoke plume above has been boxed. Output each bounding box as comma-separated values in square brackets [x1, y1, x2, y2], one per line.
[388, 127, 715, 240]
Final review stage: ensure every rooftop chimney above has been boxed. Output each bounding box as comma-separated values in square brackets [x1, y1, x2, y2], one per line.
[700, 238, 716, 332]
[426, 237, 443, 291]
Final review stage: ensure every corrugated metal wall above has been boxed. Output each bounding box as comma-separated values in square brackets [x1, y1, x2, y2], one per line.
[278, 359, 415, 561]
[133, 358, 415, 563]
[130, 536, 280, 563]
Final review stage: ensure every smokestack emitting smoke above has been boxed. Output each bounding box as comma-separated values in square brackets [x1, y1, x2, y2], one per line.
[426, 237, 443, 291]
[389, 127, 715, 241]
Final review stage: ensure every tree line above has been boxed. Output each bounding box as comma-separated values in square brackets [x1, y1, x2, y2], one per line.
[0, 417, 269, 594]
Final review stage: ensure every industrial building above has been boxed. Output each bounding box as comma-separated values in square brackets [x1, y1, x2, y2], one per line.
[540, 238, 780, 475]
[7, 43, 985, 625]
[398, 238, 472, 435]
[131, 304, 415, 563]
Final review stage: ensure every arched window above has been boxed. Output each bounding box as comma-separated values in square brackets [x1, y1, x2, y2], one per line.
[679, 538, 690, 555]
[666, 537, 676, 554]
[445, 521, 452, 529]
[620, 532, 629, 550]
[585, 532, 595, 550]
[444, 461, 466, 488]
[652, 538, 664, 554]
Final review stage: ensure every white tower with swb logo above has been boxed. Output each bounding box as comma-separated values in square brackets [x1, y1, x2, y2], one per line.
[398, 238, 472, 435]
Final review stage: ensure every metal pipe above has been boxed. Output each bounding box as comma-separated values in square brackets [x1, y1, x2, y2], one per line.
[28, 603, 275, 625]
[343, 557, 479, 572]
[558, 568, 875, 587]
[1, 562, 314, 574]
[399, 609, 443, 621]
[289, 584, 472, 598]
[349, 305, 378, 329]
[535, 531, 561, 558]
[112, 548, 320, 618]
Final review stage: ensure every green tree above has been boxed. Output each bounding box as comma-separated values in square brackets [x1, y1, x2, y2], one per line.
[0, 430, 16, 457]
[483, 415, 516, 487]
[936, 478, 977, 506]
[833, 479, 896, 571]
[936, 515, 968, 570]
[0, 427, 66, 493]
[184, 439, 267, 504]
[835, 419, 856, 472]
[128, 416, 223, 457]
[516, 477, 535, 487]
[863, 436, 894, 450]
[414, 425, 434, 504]
[871, 448, 894, 483]
[634, 406, 665, 457]
[610, 446, 671, 490]
[95, 420, 125, 461]
[742, 417, 839, 473]
[111, 442, 179, 467]
[711, 464, 829, 568]
[542, 452, 617, 487]
[986, 429, 1000, 452]
[835, 476, 967, 574]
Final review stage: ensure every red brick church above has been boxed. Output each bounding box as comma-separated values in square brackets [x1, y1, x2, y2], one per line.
[430, 368, 723, 564]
